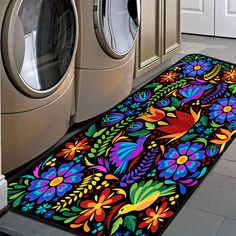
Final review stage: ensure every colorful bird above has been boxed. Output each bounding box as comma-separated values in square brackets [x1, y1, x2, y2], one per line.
[109, 136, 147, 174]
[115, 180, 176, 218]
[179, 84, 213, 104]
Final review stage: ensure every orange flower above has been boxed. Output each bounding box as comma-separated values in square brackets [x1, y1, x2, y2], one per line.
[56, 138, 91, 160]
[222, 68, 236, 83]
[160, 71, 180, 83]
[70, 188, 122, 231]
[138, 202, 174, 233]
[210, 128, 236, 153]
[138, 106, 165, 122]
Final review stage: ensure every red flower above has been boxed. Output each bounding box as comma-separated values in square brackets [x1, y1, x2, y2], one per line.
[72, 188, 122, 228]
[222, 68, 236, 83]
[157, 107, 201, 141]
[138, 202, 174, 233]
[160, 71, 180, 83]
[56, 138, 91, 160]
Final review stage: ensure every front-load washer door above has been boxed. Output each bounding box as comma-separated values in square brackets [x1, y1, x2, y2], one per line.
[2, 0, 78, 98]
[94, 0, 140, 59]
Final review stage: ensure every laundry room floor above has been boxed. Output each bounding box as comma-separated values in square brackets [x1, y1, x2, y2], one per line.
[1, 34, 236, 236]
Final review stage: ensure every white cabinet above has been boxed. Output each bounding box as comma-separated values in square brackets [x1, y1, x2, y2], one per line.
[182, 0, 236, 38]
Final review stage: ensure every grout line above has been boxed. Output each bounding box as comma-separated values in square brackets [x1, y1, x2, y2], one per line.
[187, 205, 236, 221]
[215, 217, 226, 236]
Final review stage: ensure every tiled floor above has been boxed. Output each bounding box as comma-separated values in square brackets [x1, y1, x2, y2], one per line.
[1, 34, 236, 236]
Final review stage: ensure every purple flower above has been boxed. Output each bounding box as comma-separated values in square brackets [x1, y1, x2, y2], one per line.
[133, 90, 152, 102]
[158, 142, 206, 180]
[102, 113, 124, 126]
[206, 145, 220, 157]
[157, 98, 170, 107]
[183, 59, 212, 76]
[209, 96, 236, 124]
[25, 162, 84, 204]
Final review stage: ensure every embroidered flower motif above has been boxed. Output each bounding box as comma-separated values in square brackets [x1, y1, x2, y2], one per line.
[222, 68, 236, 83]
[209, 97, 236, 124]
[183, 59, 212, 76]
[72, 188, 122, 229]
[25, 162, 84, 204]
[138, 202, 174, 233]
[56, 138, 91, 160]
[160, 71, 180, 83]
[158, 142, 206, 180]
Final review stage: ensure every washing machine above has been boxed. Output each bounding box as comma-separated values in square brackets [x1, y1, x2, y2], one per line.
[0, 0, 78, 173]
[73, 0, 140, 122]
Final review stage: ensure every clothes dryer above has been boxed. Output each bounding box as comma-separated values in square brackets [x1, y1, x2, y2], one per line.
[1, 0, 78, 173]
[74, 0, 140, 122]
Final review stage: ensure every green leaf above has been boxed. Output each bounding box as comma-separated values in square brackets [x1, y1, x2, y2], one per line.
[111, 217, 123, 235]
[171, 97, 182, 108]
[53, 216, 67, 221]
[88, 153, 95, 158]
[154, 84, 164, 92]
[210, 121, 224, 128]
[93, 128, 107, 138]
[145, 122, 156, 130]
[59, 208, 70, 212]
[85, 124, 96, 137]
[229, 84, 236, 94]
[124, 215, 137, 232]
[194, 138, 208, 147]
[144, 82, 162, 89]
[71, 206, 82, 213]
[90, 148, 97, 154]
[64, 215, 79, 224]
[12, 194, 26, 208]
[180, 134, 198, 142]
[9, 191, 26, 200]
[62, 211, 77, 217]
[128, 129, 151, 137]
[200, 116, 208, 127]
[163, 106, 176, 112]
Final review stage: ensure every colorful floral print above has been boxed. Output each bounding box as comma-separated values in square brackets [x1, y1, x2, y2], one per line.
[222, 68, 236, 82]
[158, 142, 206, 180]
[25, 162, 84, 204]
[138, 202, 174, 233]
[209, 96, 236, 124]
[8, 54, 236, 236]
[160, 71, 180, 83]
[183, 59, 212, 76]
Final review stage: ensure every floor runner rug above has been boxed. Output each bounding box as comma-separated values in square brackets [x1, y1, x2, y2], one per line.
[8, 54, 236, 236]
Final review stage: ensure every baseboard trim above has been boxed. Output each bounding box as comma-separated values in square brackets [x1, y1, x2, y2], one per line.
[0, 176, 8, 211]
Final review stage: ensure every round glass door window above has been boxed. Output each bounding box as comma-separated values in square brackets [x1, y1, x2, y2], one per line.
[94, 0, 140, 59]
[5, 0, 77, 94]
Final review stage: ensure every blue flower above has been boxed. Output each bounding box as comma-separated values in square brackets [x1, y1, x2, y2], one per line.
[36, 203, 52, 214]
[206, 145, 220, 157]
[124, 99, 133, 105]
[74, 154, 83, 163]
[158, 142, 206, 180]
[127, 121, 143, 132]
[183, 59, 212, 76]
[102, 113, 124, 126]
[131, 103, 141, 109]
[22, 202, 35, 212]
[133, 90, 152, 102]
[205, 128, 214, 134]
[209, 96, 236, 124]
[44, 210, 55, 219]
[120, 107, 128, 112]
[25, 162, 84, 204]
[92, 222, 104, 234]
[125, 110, 135, 116]
[157, 98, 171, 107]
